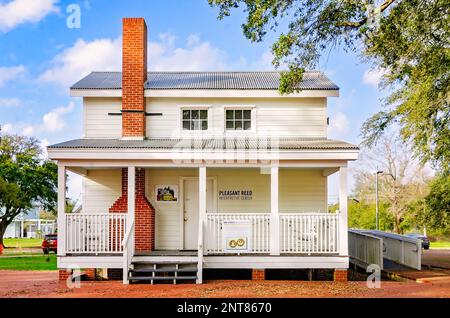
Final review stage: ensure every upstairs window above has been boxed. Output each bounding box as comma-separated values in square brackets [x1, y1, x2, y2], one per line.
[226, 109, 252, 130]
[182, 109, 208, 130]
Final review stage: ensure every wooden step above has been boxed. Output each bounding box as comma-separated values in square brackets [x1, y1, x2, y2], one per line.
[132, 256, 198, 264]
[129, 276, 198, 281]
[132, 260, 197, 265]
[130, 268, 197, 273]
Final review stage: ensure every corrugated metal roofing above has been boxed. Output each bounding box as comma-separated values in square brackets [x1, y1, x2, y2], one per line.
[48, 138, 358, 151]
[70, 71, 339, 90]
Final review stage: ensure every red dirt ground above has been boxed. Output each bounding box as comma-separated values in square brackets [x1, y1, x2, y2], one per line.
[0, 270, 449, 298]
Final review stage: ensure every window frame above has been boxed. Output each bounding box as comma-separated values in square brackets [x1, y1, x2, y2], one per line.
[223, 105, 256, 134]
[179, 105, 211, 134]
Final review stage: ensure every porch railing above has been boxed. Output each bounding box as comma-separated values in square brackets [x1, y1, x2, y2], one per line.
[205, 213, 271, 254]
[280, 213, 339, 254]
[205, 212, 340, 255]
[65, 213, 127, 254]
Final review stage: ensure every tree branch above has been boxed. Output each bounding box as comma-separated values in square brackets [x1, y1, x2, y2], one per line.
[338, 0, 396, 28]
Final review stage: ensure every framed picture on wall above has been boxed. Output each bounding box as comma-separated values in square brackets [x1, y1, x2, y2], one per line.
[155, 185, 179, 203]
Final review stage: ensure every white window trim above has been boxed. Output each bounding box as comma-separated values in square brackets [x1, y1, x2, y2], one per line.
[223, 105, 257, 135]
[179, 105, 212, 136]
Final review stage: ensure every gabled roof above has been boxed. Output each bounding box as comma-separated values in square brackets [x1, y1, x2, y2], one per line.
[48, 137, 358, 151]
[70, 71, 339, 91]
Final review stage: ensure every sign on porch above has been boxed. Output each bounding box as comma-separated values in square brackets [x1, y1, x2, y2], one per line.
[155, 185, 178, 202]
[222, 220, 252, 252]
[218, 190, 253, 201]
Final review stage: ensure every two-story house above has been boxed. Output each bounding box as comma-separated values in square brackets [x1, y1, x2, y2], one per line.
[48, 18, 359, 284]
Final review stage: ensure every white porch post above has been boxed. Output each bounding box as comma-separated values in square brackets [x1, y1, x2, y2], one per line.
[339, 166, 348, 256]
[127, 166, 135, 222]
[197, 166, 206, 284]
[123, 166, 135, 284]
[57, 165, 66, 256]
[270, 166, 280, 255]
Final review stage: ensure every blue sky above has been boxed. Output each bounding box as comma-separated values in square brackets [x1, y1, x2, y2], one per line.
[0, 0, 385, 202]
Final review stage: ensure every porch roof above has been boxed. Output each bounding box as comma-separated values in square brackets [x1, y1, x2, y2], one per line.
[71, 71, 339, 91]
[48, 137, 358, 151]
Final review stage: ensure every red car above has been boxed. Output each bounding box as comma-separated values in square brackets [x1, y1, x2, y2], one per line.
[42, 234, 57, 254]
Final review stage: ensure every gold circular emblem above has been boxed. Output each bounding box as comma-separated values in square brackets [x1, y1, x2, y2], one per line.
[237, 238, 245, 247]
[229, 240, 237, 248]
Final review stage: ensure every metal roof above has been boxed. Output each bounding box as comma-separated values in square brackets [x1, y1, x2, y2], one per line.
[70, 71, 339, 91]
[48, 138, 358, 151]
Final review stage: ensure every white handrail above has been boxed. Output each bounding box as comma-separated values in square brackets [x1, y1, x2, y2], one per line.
[348, 229, 384, 269]
[65, 213, 126, 254]
[122, 219, 135, 248]
[122, 220, 135, 284]
[355, 229, 422, 270]
[205, 212, 339, 255]
[205, 213, 271, 254]
[280, 213, 340, 254]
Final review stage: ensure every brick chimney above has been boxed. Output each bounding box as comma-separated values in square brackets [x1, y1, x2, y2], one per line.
[109, 168, 156, 252]
[122, 18, 147, 139]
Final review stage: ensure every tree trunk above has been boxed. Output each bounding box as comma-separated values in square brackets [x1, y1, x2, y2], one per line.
[0, 220, 9, 247]
[394, 215, 402, 234]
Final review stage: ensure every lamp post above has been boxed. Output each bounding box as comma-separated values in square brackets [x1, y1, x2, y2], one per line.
[374, 170, 396, 230]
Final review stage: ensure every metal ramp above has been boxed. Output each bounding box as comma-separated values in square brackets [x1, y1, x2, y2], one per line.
[349, 229, 422, 271]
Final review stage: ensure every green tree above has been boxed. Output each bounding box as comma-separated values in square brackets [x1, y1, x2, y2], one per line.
[0, 133, 58, 246]
[353, 135, 431, 233]
[410, 174, 450, 232]
[208, 0, 450, 170]
[330, 200, 394, 230]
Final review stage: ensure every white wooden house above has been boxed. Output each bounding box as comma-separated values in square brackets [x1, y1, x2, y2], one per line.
[48, 18, 358, 283]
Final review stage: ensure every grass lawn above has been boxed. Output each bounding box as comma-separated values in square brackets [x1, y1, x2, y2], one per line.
[431, 241, 450, 249]
[3, 238, 42, 248]
[0, 254, 57, 270]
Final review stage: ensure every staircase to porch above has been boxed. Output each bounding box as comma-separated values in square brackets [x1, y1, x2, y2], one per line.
[127, 251, 199, 284]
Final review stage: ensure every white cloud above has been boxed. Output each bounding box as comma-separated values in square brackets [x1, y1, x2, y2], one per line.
[363, 68, 384, 87]
[6, 102, 75, 136]
[1, 123, 13, 133]
[0, 0, 59, 33]
[328, 112, 350, 138]
[38, 38, 122, 88]
[39, 33, 260, 87]
[42, 102, 75, 132]
[250, 50, 277, 70]
[149, 37, 229, 71]
[67, 172, 82, 202]
[0, 97, 22, 107]
[0, 65, 25, 87]
[39, 138, 49, 158]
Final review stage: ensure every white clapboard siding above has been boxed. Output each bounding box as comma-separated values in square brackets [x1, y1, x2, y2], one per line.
[83, 169, 122, 214]
[146, 169, 198, 250]
[83, 97, 328, 138]
[145, 168, 327, 250]
[84, 97, 122, 138]
[145, 97, 327, 138]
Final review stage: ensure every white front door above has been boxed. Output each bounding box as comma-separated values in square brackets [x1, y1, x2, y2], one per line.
[183, 179, 213, 250]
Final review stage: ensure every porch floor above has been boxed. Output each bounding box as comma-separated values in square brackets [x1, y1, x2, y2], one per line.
[134, 250, 198, 256]
[134, 250, 340, 257]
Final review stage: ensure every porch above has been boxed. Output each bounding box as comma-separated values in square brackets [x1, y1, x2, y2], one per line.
[55, 163, 350, 283]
